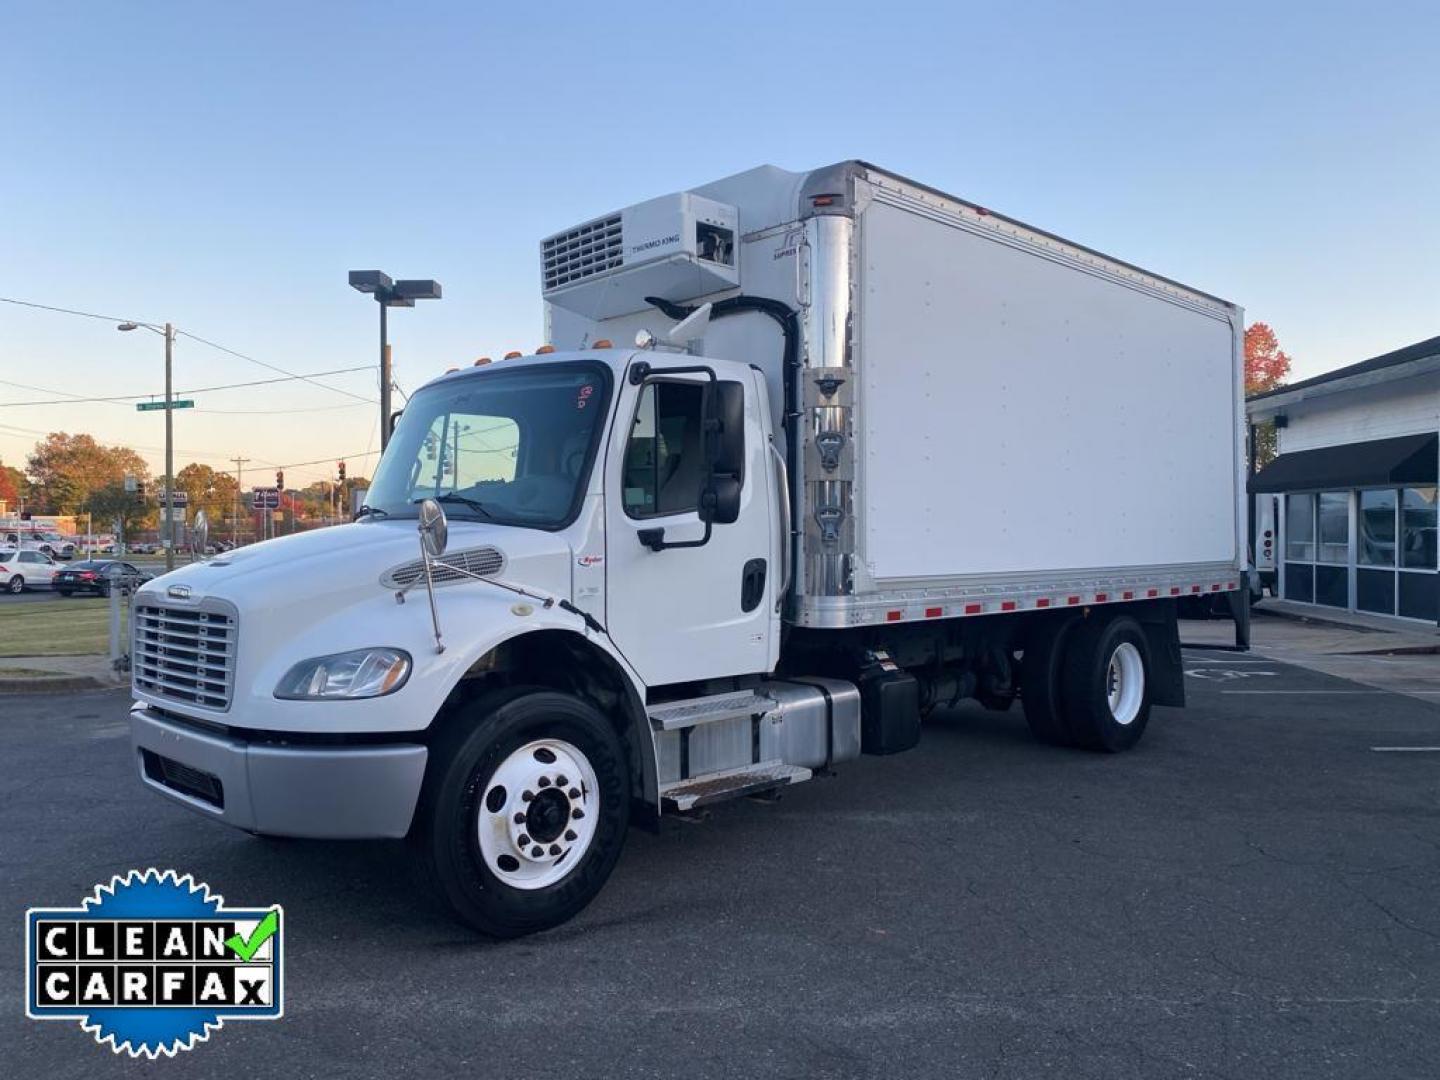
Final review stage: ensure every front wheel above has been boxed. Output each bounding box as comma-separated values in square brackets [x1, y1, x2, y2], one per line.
[414, 689, 630, 938]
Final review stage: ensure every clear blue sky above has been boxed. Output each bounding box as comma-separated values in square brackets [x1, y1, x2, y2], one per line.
[2, 0, 1437, 487]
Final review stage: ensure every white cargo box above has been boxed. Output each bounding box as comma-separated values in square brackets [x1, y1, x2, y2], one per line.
[545, 161, 1246, 628]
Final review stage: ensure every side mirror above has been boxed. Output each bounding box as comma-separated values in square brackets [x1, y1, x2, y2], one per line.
[699, 475, 741, 525]
[418, 498, 448, 558]
[191, 510, 209, 559]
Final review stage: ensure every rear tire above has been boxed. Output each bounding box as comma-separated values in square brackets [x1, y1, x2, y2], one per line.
[7, 576, 23, 594]
[1060, 616, 1152, 752]
[413, 688, 630, 938]
[56, 589, 72, 597]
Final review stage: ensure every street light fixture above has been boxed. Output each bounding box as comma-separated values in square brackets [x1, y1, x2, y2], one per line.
[118, 319, 178, 572]
[349, 270, 442, 450]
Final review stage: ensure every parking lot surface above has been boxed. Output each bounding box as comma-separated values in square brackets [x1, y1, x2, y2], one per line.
[4, 650, 1440, 1079]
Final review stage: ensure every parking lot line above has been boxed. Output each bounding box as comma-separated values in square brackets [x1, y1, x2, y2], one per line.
[1221, 688, 1440, 694]
[1371, 746, 1440, 752]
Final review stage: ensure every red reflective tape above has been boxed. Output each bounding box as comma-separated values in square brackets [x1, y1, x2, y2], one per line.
[1000, 600, 1017, 611]
[886, 610, 902, 622]
[1170, 587, 1181, 595]
[1211, 583, 1222, 592]
[1095, 592, 1108, 602]
[925, 606, 943, 618]
[1067, 596, 1081, 605]
[964, 603, 982, 615]
[1227, 581, 1236, 590]
[1122, 591, 1134, 600]
[1147, 588, 1158, 598]
[1035, 598, 1051, 608]
[1191, 585, 1201, 593]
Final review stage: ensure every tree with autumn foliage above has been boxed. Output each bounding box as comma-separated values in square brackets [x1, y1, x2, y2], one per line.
[1245, 322, 1293, 469]
[0, 460, 27, 511]
[25, 432, 151, 516]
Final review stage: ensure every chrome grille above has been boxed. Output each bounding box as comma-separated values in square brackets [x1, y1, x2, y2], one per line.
[382, 546, 506, 590]
[541, 213, 623, 290]
[132, 598, 238, 711]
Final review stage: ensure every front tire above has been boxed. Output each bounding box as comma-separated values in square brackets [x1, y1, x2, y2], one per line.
[414, 689, 630, 938]
[1060, 616, 1152, 752]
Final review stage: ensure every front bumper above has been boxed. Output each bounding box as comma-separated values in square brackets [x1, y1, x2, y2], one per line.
[129, 705, 428, 839]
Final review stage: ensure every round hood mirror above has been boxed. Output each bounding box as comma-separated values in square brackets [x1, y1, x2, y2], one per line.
[191, 510, 209, 557]
[418, 498, 448, 558]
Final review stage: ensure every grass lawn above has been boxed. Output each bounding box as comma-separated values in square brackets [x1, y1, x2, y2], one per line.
[0, 597, 128, 657]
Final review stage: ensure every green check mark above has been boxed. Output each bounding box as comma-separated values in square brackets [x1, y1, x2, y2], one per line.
[225, 909, 279, 961]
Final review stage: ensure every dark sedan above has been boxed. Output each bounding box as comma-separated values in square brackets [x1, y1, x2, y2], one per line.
[53, 560, 154, 597]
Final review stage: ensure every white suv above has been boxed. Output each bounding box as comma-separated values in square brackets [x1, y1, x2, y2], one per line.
[0, 549, 61, 593]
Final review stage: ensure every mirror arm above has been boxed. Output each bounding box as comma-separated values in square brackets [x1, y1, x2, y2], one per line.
[637, 521, 713, 552]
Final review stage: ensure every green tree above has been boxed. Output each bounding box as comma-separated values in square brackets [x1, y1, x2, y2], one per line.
[175, 462, 240, 527]
[25, 433, 149, 514]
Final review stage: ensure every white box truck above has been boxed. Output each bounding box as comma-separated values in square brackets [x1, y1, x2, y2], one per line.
[128, 161, 1248, 937]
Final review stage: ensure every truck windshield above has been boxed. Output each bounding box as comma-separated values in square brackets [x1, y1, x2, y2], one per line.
[363, 362, 611, 529]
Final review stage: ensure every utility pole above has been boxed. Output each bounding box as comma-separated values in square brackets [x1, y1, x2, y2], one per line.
[231, 456, 249, 546]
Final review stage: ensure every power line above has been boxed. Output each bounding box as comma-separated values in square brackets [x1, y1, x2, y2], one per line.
[0, 366, 374, 407]
[0, 294, 377, 405]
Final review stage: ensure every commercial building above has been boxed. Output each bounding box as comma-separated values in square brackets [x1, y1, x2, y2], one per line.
[1248, 335, 1440, 625]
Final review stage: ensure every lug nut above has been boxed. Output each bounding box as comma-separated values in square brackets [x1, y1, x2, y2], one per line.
[549, 844, 561, 856]
[537, 776, 551, 788]
[556, 775, 569, 787]
[521, 790, 534, 802]
[518, 834, 531, 846]
[572, 808, 585, 820]
[568, 788, 580, 799]
[531, 846, 544, 858]
[513, 812, 526, 824]
[564, 829, 577, 841]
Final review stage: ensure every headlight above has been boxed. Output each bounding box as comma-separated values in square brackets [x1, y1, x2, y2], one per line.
[274, 648, 412, 700]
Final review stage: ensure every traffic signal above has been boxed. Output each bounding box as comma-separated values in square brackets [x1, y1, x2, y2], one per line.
[337, 460, 346, 482]
[276, 469, 285, 490]
[136, 480, 147, 500]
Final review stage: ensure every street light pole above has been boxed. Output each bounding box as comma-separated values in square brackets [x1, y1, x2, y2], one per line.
[380, 302, 391, 451]
[348, 271, 441, 452]
[164, 322, 175, 571]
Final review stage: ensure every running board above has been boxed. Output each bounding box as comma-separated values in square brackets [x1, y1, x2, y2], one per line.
[648, 690, 772, 732]
[660, 761, 811, 812]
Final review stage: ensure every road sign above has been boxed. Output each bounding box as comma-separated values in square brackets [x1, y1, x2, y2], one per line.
[135, 400, 195, 412]
[158, 489, 189, 505]
[123, 474, 137, 493]
[251, 487, 280, 510]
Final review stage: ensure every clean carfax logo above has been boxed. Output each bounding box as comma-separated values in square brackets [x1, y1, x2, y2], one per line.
[25, 869, 283, 1058]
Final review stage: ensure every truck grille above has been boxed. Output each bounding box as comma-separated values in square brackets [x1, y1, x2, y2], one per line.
[381, 545, 506, 589]
[132, 599, 238, 711]
[541, 213, 623, 290]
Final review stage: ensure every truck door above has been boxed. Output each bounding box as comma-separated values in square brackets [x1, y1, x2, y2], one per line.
[602, 361, 778, 687]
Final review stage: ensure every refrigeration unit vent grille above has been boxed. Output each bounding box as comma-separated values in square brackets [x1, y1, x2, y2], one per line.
[542, 214, 623, 291]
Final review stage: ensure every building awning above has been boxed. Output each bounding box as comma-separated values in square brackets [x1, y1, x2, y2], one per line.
[1250, 433, 1437, 493]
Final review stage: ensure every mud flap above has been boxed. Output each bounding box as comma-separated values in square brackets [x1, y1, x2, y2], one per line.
[1139, 602, 1185, 708]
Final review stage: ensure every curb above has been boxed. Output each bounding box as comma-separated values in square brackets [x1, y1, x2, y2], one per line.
[0, 674, 118, 695]
[1254, 605, 1395, 636]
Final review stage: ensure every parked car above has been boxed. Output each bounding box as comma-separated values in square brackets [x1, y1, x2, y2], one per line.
[53, 559, 155, 597]
[0, 548, 62, 593]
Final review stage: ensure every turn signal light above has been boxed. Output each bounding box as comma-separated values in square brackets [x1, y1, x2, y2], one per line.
[593, 339, 613, 349]
[445, 367, 458, 373]
[503, 351, 523, 360]
[536, 345, 556, 355]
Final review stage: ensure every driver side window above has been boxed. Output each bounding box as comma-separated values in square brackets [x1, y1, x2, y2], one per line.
[623, 382, 705, 518]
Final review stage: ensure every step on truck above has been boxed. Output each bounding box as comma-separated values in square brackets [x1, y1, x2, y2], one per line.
[128, 161, 1249, 937]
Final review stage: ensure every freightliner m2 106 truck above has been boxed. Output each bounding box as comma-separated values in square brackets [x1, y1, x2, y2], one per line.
[129, 162, 1248, 937]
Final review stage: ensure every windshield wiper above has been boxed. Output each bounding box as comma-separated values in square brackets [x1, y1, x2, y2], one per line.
[417, 493, 492, 519]
[355, 505, 389, 520]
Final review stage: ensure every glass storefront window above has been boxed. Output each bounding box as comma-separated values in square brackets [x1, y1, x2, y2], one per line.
[1285, 494, 1314, 561]
[1358, 489, 1397, 566]
[1401, 487, 1437, 569]
[1317, 492, 1348, 563]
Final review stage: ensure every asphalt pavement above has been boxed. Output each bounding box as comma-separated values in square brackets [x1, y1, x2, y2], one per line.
[4, 651, 1440, 1079]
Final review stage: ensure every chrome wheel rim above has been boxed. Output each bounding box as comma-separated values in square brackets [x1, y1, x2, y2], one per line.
[476, 738, 599, 890]
[1106, 642, 1144, 726]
